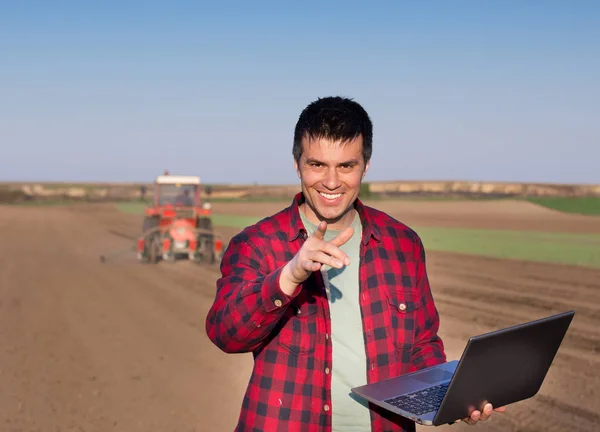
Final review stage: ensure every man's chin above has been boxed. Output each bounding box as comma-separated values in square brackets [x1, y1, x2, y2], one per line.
[316, 208, 350, 224]
[303, 198, 353, 225]
[321, 215, 343, 225]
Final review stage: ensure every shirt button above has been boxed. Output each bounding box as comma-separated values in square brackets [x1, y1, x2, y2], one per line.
[274, 299, 283, 307]
[398, 303, 406, 311]
[325, 334, 329, 340]
[325, 367, 330, 374]
[324, 405, 330, 412]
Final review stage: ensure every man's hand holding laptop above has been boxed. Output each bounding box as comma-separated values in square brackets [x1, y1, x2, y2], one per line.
[461, 403, 507, 425]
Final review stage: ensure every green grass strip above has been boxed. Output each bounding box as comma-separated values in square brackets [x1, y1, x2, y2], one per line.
[415, 226, 600, 269]
[116, 202, 151, 214]
[526, 197, 600, 216]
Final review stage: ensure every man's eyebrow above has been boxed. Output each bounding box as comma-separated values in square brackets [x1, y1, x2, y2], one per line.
[304, 158, 360, 165]
[305, 158, 324, 164]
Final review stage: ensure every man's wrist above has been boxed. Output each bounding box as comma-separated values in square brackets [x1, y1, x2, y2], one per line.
[279, 262, 301, 296]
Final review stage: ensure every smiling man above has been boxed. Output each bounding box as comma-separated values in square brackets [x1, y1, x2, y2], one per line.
[205, 96, 504, 431]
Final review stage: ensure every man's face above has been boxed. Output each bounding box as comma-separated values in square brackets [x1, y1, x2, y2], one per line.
[294, 135, 369, 230]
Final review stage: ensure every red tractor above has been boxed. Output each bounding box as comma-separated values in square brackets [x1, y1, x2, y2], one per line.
[137, 171, 223, 264]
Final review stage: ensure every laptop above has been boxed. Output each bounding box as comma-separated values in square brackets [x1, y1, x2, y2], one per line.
[351, 310, 574, 426]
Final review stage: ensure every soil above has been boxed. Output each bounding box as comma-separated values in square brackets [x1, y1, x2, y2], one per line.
[0, 201, 598, 431]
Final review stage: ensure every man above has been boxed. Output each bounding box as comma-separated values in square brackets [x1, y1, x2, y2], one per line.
[174, 188, 193, 206]
[206, 96, 505, 431]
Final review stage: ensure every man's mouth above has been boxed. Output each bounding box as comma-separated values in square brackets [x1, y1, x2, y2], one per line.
[318, 191, 342, 200]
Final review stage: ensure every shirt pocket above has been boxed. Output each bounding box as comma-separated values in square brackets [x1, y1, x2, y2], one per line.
[386, 289, 421, 352]
[277, 302, 319, 356]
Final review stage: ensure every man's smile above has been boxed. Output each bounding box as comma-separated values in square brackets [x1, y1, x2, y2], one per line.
[318, 191, 343, 200]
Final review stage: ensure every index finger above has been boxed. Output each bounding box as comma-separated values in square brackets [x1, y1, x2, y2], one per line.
[311, 221, 328, 240]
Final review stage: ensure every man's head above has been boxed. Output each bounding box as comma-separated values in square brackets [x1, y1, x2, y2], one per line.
[293, 96, 373, 230]
[293, 96, 373, 165]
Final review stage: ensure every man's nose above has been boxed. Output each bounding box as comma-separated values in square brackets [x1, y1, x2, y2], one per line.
[322, 168, 341, 190]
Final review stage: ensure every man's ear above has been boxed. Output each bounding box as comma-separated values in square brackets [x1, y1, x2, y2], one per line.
[362, 159, 371, 180]
[294, 159, 301, 179]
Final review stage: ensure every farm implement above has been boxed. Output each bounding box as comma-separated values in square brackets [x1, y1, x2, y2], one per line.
[100, 171, 223, 265]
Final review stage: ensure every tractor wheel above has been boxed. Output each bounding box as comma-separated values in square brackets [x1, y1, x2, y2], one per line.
[192, 234, 217, 265]
[140, 217, 160, 264]
[197, 216, 212, 231]
[195, 216, 216, 263]
[149, 234, 161, 264]
[140, 233, 160, 264]
[193, 249, 216, 265]
[143, 216, 158, 233]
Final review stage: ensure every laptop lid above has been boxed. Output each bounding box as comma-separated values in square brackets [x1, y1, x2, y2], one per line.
[432, 310, 575, 425]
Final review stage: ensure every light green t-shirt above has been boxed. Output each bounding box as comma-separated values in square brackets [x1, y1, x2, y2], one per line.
[299, 208, 371, 431]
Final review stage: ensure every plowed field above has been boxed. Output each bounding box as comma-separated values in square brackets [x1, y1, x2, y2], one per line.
[0, 200, 598, 431]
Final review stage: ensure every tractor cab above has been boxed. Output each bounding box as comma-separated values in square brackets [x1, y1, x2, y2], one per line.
[157, 181, 196, 207]
[154, 173, 201, 206]
[145, 172, 211, 219]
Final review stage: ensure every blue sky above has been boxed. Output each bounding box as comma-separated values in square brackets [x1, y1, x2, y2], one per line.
[1, 1, 598, 185]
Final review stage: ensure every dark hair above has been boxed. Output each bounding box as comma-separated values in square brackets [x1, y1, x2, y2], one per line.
[293, 96, 373, 163]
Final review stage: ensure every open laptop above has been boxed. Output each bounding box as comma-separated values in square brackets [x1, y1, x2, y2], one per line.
[351, 310, 574, 426]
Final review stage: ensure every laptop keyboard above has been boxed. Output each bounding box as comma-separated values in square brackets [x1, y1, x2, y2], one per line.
[384, 383, 449, 416]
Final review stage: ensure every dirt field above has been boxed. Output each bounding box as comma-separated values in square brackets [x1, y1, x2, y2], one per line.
[0, 200, 599, 432]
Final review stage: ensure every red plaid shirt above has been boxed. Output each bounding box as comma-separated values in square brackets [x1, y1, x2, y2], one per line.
[206, 193, 446, 431]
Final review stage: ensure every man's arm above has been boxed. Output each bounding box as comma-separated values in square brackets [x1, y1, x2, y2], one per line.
[409, 235, 447, 372]
[205, 221, 354, 354]
[205, 233, 300, 354]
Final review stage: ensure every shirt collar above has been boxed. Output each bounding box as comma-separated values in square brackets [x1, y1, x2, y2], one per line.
[288, 192, 381, 245]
